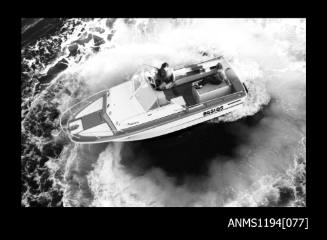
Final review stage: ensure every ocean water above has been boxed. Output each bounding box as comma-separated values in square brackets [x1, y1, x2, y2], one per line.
[21, 18, 305, 207]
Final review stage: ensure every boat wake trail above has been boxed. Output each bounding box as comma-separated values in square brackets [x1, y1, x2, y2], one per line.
[21, 18, 305, 207]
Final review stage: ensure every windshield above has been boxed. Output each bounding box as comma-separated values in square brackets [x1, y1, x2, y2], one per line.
[131, 66, 158, 93]
[130, 67, 159, 112]
[131, 69, 147, 93]
[133, 75, 141, 91]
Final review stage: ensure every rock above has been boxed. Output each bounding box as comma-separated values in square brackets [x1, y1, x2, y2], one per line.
[93, 35, 105, 46]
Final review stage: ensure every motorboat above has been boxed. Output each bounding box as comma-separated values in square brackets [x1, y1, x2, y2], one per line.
[60, 56, 248, 143]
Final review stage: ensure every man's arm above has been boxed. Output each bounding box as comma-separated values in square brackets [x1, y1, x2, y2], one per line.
[158, 82, 167, 90]
[166, 71, 176, 88]
[172, 71, 175, 82]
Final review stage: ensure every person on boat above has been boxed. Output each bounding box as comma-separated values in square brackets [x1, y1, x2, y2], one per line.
[195, 62, 226, 89]
[156, 62, 175, 90]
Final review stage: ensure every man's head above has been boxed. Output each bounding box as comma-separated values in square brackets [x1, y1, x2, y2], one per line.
[161, 62, 169, 70]
[216, 63, 223, 70]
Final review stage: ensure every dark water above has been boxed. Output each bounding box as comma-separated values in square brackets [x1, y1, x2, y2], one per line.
[21, 18, 65, 47]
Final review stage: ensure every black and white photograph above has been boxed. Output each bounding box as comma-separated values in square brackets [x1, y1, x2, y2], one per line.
[21, 18, 306, 210]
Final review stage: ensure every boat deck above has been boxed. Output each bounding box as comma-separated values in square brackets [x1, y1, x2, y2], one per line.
[163, 78, 232, 107]
[163, 83, 197, 106]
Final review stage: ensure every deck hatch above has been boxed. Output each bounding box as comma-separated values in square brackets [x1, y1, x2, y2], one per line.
[81, 111, 104, 130]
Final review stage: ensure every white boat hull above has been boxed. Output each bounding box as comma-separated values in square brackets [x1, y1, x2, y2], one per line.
[61, 56, 248, 144]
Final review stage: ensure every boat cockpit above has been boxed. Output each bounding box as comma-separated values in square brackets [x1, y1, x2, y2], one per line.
[131, 58, 239, 113]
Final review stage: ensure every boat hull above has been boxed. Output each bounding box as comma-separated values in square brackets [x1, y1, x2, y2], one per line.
[60, 56, 248, 144]
[62, 93, 246, 144]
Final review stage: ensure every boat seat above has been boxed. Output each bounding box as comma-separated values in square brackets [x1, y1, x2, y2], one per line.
[154, 90, 170, 106]
[193, 81, 231, 103]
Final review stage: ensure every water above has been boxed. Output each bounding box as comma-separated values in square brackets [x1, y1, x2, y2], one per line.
[21, 18, 306, 207]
